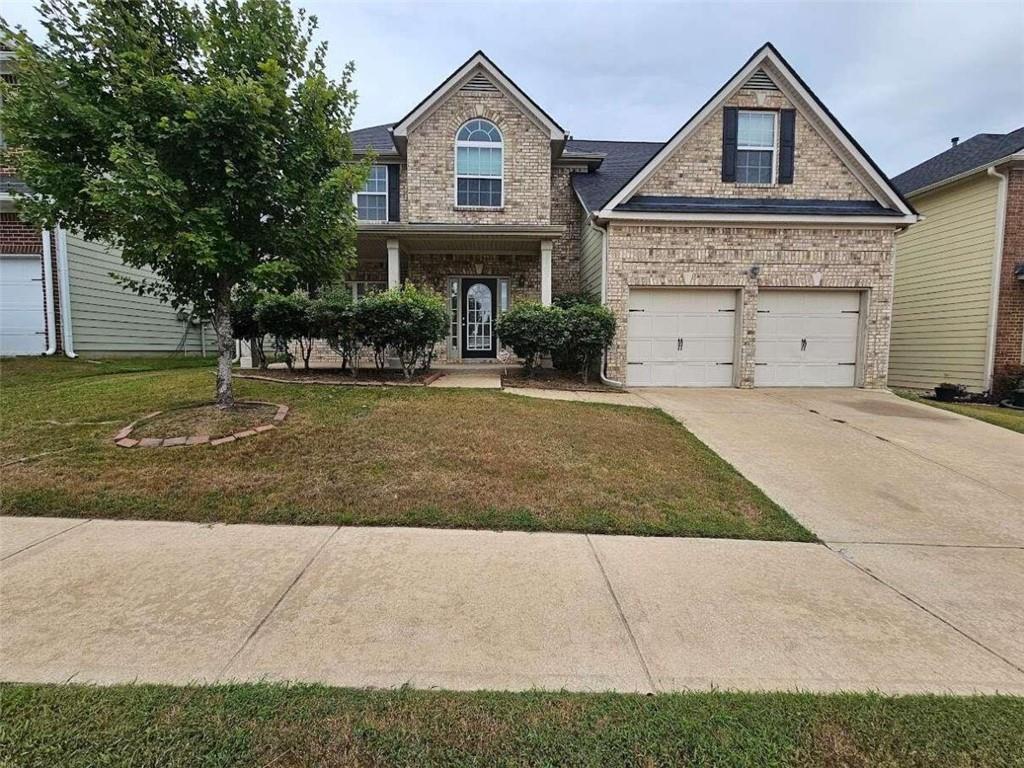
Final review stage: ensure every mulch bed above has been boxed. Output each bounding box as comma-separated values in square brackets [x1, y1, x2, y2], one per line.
[501, 370, 624, 393]
[236, 368, 443, 386]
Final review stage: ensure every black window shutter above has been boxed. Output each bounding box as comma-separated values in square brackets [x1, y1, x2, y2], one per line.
[778, 110, 796, 184]
[387, 164, 400, 222]
[721, 107, 738, 182]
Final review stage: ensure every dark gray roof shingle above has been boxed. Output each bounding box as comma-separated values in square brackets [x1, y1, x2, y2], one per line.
[616, 196, 902, 216]
[350, 123, 397, 154]
[892, 127, 1024, 196]
[567, 139, 663, 212]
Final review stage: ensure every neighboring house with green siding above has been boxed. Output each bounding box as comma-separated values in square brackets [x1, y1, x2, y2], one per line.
[890, 128, 1024, 393]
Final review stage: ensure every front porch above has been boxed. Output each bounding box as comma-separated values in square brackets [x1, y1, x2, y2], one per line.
[354, 223, 562, 363]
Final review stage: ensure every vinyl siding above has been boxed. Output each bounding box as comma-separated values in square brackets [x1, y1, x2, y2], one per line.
[580, 212, 604, 299]
[889, 173, 999, 391]
[66, 233, 210, 354]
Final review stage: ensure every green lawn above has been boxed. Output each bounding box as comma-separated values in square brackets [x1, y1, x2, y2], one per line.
[2, 683, 1022, 768]
[895, 390, 1024, 434]
[0, 357, 810, 541]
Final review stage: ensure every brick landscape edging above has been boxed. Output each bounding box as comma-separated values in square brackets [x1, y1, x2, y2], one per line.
[113, 401, 288, 449]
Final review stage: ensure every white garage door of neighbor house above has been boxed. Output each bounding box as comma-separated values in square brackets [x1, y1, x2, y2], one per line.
[0, 256, 46, 356]
[754, 290, 861, 387]
[627, 289, 737, 387]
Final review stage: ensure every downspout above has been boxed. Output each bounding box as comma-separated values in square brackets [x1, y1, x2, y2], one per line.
[594, 217, 624, 388]
[55, 225, 77, 358]
[40, 229, 57, 355]
[984, 165, 1009, 391]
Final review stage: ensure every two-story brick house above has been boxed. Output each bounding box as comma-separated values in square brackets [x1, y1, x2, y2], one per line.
[348, 43, 916, 387]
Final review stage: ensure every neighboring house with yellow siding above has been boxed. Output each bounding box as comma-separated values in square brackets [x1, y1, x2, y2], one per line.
[890, 129, 1024, 393]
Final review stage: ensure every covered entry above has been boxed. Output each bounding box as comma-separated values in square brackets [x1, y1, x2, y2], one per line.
[754, 290, 861, 386]
[626, 288, 738, 387]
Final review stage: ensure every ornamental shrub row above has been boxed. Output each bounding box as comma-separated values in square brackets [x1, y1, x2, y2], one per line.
[234, 284, 447, 379]
[496, 295, 616, 383]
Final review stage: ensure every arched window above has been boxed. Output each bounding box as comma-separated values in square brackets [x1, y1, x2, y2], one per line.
[456, 119, 503, 208]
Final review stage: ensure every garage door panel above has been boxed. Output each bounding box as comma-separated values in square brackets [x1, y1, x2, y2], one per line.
[755, 290, 860, 387]
[1, 257, 46, 356]
[626, 289, 737, 388]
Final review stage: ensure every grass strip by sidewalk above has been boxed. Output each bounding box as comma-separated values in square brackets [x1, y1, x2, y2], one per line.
[2, 683, 1022, 768]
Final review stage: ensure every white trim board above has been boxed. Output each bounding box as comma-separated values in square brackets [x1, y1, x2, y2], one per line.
[596, 44, 915, 220]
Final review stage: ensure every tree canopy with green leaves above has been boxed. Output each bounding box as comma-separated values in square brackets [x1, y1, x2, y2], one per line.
[1, 0, 366, 406]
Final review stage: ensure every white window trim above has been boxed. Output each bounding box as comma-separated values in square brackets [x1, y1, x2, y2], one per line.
[354, 165, 389, 223]
[736, 110, 778, 186]
[346, 280, 386, 300]
[454, 121, 504, 209]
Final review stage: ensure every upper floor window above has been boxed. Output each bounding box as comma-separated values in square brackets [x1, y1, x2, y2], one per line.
[356, 165, 388, 222]
[736, 111, 776, 184]
[456, 118, 503, 208]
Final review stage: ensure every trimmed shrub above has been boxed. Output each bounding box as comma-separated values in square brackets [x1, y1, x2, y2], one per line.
[231, 287, 268, 369]
[563, 303, 616, 383]
[311, 287, 362, 375]
[355, 284, 448, 379]
[496, 301, 567, 375]
[254, 292, 316, 370]
[553, 292, 600, 310]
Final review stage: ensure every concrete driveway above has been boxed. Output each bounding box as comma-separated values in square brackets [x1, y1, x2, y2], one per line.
[638, 387, 1024, 680]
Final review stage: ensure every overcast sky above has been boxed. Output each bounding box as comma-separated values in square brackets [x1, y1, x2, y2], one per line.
[5, 0, 1022, 175]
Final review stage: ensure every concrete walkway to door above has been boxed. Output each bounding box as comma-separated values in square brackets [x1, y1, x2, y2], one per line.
[2, 516, 1023, 695]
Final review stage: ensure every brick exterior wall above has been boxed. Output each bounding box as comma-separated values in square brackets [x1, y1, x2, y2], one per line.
[638, 85, 873, 202]
[603, 223, 897, 388]
[993, 168, 1024, 375]
[550, 165, 584, 296]
[404, 85, 551, 225]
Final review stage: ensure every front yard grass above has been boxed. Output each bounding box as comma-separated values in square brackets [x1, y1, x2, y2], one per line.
[3, 682, 1022, 768]
[895, 389, 1024, 434]
[0, 357, 811, 541]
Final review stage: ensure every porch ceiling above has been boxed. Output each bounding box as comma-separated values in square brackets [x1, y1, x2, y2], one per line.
[358, 223, 563, 255]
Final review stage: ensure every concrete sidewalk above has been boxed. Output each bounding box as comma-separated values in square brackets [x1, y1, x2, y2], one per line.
[2, 516, 1022, 695]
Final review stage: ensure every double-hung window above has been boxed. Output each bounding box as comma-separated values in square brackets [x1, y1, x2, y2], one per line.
[736, 111, 776, 185]
[456, 119, 503, 208]
[356, 165, 388, 222]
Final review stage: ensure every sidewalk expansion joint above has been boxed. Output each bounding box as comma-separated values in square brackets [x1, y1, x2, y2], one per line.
[217, 525, 340, 678]
[0, 518, 93, 562]
[585, 534, 657, 693]
[826, 542, 1024, 677]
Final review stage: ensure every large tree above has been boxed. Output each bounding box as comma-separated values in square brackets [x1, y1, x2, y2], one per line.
[1, 0, 365, 406]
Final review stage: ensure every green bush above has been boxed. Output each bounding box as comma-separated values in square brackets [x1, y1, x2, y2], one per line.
[254, 292, 316, 370]
[355, 284, 448, 379]
[562, 303, 616, 383]
[311, 287, 361, 374]
[231, 287, 268, 368]
[553, 292, 600, 310]
[496, 302, 567, 375]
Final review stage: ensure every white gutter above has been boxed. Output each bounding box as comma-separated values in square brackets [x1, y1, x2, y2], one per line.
[40, 229, 57, 355]
[593, 219, 624, 388]
[983, 165, 1009, 390]
[594, 210, 917, 227]
[54, 225, 77, 358]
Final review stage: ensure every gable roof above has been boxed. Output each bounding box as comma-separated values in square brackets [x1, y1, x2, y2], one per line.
[596, 42, 916, 221]
[892, 127, 1024, 196]
[568, 139, 664, 212]
[390, 51, 566, 144]
[350, 123, 398, 155]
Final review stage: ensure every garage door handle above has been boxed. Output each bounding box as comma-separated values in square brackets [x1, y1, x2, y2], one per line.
[801, 338, 807, 352]
[677, 338, 684, 351]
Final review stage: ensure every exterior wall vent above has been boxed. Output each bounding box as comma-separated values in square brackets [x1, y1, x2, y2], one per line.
[460, 71, 499, 93]
[744, 69, 780, 92]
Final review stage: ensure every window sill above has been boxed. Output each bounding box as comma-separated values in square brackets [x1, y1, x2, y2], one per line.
[454, 205, 504, 212]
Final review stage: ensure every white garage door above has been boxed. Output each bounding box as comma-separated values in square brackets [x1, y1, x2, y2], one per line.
[627, 289, 737, 387]
[755, 290, 860, 387]
[0, 256, 47, 356]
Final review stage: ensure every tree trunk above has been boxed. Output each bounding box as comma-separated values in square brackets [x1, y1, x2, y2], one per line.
[213, 284, 235, 409]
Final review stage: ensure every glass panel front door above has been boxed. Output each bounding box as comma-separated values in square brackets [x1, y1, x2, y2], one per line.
[461, 278, 497, 358]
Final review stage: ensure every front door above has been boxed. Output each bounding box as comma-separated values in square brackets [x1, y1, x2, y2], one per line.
[461, 278, 497, 358]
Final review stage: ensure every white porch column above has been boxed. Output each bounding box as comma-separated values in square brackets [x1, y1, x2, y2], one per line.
[540, 239, 553, 306]
[387, 238, 400, 289]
